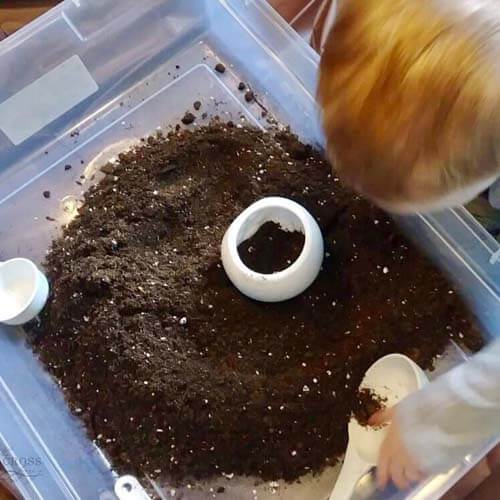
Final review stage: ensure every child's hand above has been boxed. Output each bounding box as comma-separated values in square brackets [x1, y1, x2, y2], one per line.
[369, 407, 424, 490]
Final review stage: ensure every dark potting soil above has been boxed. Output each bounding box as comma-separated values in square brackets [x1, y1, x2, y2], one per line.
[30, 122, 483, 485]
[352, 389, 387, 427]
[238, 222, 305, 274]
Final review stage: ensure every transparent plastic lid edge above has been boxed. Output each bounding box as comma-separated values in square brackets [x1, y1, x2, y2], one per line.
[0, 1, 497, 499]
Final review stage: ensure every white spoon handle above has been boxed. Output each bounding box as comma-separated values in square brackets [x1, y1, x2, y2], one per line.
[330, 443, 371, 500]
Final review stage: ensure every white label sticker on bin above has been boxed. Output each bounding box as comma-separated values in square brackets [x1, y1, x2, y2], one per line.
[0, 55, 98, 145]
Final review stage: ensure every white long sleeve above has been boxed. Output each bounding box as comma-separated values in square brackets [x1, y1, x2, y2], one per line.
[396, 339, 500, 474]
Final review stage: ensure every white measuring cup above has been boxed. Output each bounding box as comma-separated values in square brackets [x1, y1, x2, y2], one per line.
[330, 354, 428, 500]
[0, 258, 49, 326]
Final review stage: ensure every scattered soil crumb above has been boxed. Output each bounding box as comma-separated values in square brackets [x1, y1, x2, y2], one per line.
[64, 164, 72, 171]
[215, 63, 226, 74]
[245, 90, 255, 103]
[42, 191, 51, 199]
[193, 101, 202, 111]
[238, 82, 246, 91]
[181, 112, 196, 125]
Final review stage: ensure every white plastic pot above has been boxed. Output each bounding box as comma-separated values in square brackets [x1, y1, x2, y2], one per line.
[221, 197, 324, 302]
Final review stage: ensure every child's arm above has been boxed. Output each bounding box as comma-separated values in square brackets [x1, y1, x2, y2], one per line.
[372, 339, 500, 489]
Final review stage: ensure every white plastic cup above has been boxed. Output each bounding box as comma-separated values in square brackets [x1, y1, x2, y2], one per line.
[221, 197, 324, 302]
[0, 258, 49, 326]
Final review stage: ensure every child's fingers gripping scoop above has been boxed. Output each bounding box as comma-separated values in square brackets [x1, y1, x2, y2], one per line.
[221, 197, 324, 302]
[348, 354, 429, 466]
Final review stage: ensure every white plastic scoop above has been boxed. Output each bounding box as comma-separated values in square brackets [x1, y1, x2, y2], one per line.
[330, 354, 428, 500]
[0, 258, 49, 326]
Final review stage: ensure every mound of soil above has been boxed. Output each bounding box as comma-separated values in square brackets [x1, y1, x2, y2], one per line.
[30, 122, 482, 484]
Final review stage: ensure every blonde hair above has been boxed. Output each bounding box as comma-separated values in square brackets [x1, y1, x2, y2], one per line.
[318, 0, 500, 212]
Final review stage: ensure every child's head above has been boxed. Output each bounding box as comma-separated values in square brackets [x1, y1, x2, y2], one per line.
[319, 0, 500, 213]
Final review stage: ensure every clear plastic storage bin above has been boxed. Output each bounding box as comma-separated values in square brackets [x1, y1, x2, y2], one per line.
[0, 1, 498, 499]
